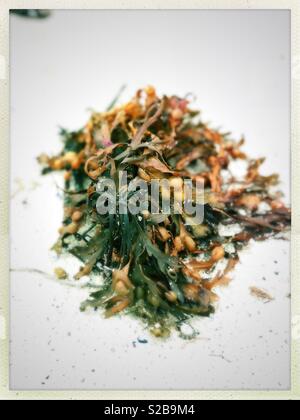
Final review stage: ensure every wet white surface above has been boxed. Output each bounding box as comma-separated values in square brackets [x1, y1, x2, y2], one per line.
[10, 10, 290, 390]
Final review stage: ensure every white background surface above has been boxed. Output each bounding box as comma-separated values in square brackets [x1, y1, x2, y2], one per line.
[10, 10, 291, 390]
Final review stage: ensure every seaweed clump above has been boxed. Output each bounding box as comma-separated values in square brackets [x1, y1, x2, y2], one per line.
[39, 86, 290, 338]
